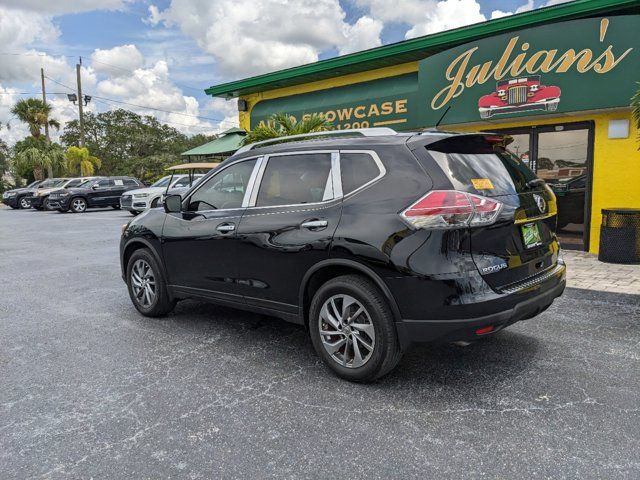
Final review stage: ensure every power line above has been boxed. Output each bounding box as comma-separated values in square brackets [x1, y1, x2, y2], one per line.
[91, 98, 224, 131]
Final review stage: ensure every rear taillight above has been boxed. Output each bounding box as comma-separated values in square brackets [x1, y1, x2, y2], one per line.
[401, 190, 502, 229]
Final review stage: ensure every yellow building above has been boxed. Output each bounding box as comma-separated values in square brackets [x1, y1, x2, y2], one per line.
[206, 0, 640, 253]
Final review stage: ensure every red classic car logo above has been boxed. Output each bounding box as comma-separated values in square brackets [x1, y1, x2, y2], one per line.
[478, 75, 561, 119]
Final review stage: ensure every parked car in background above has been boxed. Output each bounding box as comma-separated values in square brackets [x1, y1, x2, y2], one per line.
[27, 177, 96, 210]
[120, 174, 204, 216]
[2, 180, 41, 209]
[49, 176, 143, 213]
[120, 128, 566, 382]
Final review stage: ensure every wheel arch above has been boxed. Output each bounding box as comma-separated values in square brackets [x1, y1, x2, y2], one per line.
[121, 237, 167, 283]
[299, 259, 402, 327]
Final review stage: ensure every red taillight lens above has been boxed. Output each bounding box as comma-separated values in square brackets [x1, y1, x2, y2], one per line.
[401, 190, 502, 229]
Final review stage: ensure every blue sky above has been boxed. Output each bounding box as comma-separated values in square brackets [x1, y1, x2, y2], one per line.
[0, 0, 570, 143]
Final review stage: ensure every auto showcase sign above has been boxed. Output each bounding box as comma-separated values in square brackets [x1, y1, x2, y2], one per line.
[417, 16, 640, 125]
[250, 73, 419, 130]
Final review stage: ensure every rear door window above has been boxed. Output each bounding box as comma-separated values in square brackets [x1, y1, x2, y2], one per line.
[426, 136, 539, 196]
[256, 153, 333, 207]
[340, 152, 381, 195]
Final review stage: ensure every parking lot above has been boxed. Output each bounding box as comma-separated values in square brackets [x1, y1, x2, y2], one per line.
[1, 206, 639, 479]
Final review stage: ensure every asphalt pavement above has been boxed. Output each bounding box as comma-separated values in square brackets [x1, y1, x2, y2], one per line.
[1, 206, 639, 479]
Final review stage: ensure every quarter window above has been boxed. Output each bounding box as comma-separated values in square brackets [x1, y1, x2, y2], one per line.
[256, 153, 332, 207]
[340, 152, 381, 195]
[188, 160, 256, 211]
[123, 179, 138, 186]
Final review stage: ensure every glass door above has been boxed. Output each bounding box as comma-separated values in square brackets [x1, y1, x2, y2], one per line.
[491, 122, 593, 251]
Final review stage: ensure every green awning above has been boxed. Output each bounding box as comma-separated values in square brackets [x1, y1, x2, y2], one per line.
[181, 128, 246, 156]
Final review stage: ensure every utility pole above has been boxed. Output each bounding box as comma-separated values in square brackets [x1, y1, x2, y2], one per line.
[76, 58, 85, 148]
[40, 67, 53, 178]
[40, 68, 50, 142]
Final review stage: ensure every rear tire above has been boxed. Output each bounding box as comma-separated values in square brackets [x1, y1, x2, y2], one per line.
[126, 248, 176, 317]
[112, 205, 120, 210]
[70, 197, 87, 213]
[130, 211, 139, 216]
[309, 275, 402, 382]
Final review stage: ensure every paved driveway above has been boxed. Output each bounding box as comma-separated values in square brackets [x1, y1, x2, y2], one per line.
[1, 207, 639, 479]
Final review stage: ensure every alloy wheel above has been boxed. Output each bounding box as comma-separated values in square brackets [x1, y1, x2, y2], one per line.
[20, 198, 30, 209]
[72, 198, 86, 212]
[318, 294, 376, 368]
[130, 259, 156, 308]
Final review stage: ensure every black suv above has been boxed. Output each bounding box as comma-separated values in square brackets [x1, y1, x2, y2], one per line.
[120, 129, 566, 382]
[49, 176, 143, 213]
[2, 181, 41, 209]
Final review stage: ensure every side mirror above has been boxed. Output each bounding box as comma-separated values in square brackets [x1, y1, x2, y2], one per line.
[164, 194, 182, 213]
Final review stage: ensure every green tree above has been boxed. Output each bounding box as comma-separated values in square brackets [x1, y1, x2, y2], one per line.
[13, 137, 65, 181]
[11, 98, 60, 138]
[65, 146, 102, 176]
[61, 109, 213, 178]
[244, 113, 333, 144]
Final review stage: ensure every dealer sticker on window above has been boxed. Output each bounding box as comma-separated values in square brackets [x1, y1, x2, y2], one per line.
[471, 178, 494, 190]
[521, 222, 543, 249]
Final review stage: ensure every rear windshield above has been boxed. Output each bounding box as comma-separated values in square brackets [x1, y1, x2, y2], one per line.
[426, 135, 540, 196]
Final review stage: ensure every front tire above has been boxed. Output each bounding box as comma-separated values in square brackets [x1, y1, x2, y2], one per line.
[70, 197, 87, 213]
[42, 197, 51, 210]
[126, 248, 176, 317]
[309, 275, 402, 382]
[18, 197, 31, 209]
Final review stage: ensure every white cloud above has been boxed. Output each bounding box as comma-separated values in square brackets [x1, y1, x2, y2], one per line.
[0, 0, 128, 15]
[91, 44, 144, 76]
[405, 0, 486, 38]
[491, 0, 534, 20]
[94, 58, 230, 135]
[147, 0, 383, 78]
[340, 16, 384, 55]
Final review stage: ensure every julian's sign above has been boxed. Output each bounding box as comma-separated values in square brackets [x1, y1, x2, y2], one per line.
[418, 16, 640, 125]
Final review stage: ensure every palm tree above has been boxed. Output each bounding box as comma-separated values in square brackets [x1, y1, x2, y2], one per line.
[244, 113, 333, 144]
[14, 142, 65, 181]
[632, 82, 640, 148]
[11, 98, 60, 138]
[65, 146, 101, 176]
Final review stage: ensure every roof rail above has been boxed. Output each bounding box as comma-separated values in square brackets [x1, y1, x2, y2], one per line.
[235, 127, 397, 154]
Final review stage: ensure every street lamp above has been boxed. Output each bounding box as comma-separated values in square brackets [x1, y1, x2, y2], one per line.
[67, 93, 78, 104]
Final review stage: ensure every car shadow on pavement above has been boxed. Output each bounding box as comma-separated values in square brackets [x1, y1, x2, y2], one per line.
[139, 299, 540, 390]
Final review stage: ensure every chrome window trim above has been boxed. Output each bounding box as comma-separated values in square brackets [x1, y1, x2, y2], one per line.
[339, 150, 386, 198]
[182, 156, 262, 214]
[243, 156, 265, 208]
[247, 150, 338, 209]
[331, 151, 343, 198]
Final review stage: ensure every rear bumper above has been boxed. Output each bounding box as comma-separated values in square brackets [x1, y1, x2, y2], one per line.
[395, 262, 566, 347]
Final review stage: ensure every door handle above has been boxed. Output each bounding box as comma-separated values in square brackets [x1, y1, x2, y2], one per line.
[216, 223, 236, 233]
[301, 219, 328, 230]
